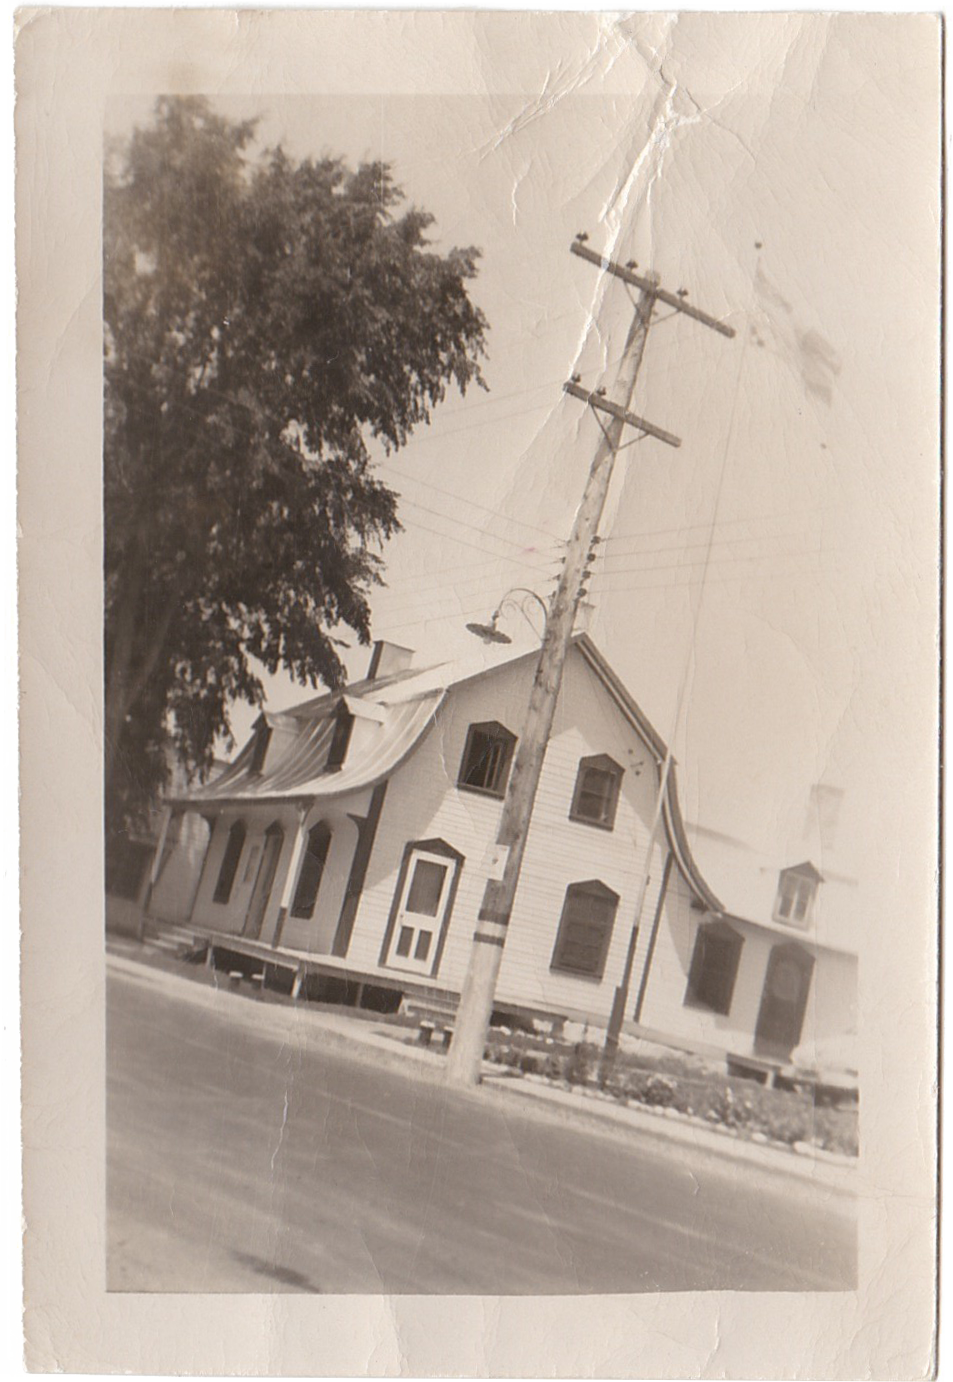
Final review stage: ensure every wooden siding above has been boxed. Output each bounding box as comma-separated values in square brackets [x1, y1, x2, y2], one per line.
[342, 648, 670, 1022]
[637, 866, 858, 1056]
[154, 643, 857, 1055]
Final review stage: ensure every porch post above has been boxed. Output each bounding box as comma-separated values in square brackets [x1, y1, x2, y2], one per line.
[139, 805, 174, 922]
[186, 813, 217, 925]
[272, 804, 309, 949]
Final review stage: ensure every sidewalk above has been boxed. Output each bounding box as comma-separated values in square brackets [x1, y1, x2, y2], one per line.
[106, 940, 860, 1196]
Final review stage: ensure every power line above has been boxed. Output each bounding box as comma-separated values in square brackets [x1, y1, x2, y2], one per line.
[583, 562, 847, 599]
[397, 515, 559, 571]
[383, 462, 563, 543]
[372, 598, 510, 635]
[374, 550, 557, 597]
[587, 545, 840, 583]
[594, 529, 822, 566]
[371, 564, 557, 619]
[396, 495, 560, 555]
[373, 570, 558, 619]
[600, 505, 828, 547]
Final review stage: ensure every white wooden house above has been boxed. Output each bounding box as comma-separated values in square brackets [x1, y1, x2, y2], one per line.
[147, 635, 858, 1074]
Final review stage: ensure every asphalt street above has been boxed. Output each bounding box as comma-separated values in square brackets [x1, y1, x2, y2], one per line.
[107, 965, 856, 1293]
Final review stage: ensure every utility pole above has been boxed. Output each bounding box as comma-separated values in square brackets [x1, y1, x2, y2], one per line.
[445, 238, 735, 1089]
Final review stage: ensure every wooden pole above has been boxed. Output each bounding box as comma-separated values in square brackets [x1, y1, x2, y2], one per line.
[445, 271, 660, 1089]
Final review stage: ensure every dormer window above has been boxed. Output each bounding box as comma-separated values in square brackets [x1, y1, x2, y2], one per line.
[773, 863, 822, 928]
[326, 704, 354, 772]
[249, 720, 272, 776]
[457, 722, 516, 799]
[570, 754, 623, 831]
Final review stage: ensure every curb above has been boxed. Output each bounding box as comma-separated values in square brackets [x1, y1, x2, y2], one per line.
[107, 947, 859, 1194]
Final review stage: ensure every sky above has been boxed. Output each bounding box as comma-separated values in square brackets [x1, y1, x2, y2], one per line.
[112, 13, 940, 914]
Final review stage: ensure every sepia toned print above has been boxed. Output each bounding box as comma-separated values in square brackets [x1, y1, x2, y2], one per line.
[20, 9, 939, 1375]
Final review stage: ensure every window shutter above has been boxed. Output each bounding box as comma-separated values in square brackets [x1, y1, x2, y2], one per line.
[290, 823, 332, 919]
[213, 821, 246, 905]
[551, 881, 619, 979]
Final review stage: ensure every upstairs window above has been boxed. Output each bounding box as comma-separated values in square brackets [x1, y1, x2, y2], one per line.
[685, 919, 743, 1015]
[773, 865, 821, 928]
[213, 820, 246, 905]
[326, 705, 354, 772]
[570, 754, 623, 830]
[291, 823, 332, 919]
[550, 880, 620, 981]
[457, 721, 516, 799]
[249, 720, 272, 776]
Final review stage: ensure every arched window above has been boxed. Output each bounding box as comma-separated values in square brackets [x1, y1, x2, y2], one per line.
[290, 822, 332, 919]
[755, 942, 815, 1055]
[550, 880, 620, 980]
[213, 820, 246, 905]
[685, 918, 743, 1015]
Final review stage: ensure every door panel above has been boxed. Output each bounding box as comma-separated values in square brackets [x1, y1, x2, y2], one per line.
[386, 851, 452, 974]
[754, 944, 814, 1058]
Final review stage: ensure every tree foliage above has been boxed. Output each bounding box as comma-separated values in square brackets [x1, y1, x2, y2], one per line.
[104, 97, 487, 832]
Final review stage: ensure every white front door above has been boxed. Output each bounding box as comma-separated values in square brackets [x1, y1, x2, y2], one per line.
[386, 850, 454, 973]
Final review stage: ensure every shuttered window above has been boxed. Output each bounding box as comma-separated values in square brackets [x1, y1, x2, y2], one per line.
[290, 823, 332, 919]
[684, 921, 743, 1015]
[550, 881, 620, 980]
[213, 820, 246, 905]
[326, 707, 353, 772]
[570, 755, 623, 830]
[457, 722, 516, 798]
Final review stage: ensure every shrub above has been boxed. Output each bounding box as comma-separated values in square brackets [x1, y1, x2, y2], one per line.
[565, 1042, 594, 1088]
[707, 1085, 756, 1129]
[641, 1074, 679, 1107]
[542, 1055, 564, 1082]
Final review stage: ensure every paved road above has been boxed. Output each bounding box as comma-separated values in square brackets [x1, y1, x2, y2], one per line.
[107, 966, 856, 1293]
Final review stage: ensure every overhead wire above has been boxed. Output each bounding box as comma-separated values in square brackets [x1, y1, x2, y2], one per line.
[584, 562, 846, 600]
[395, 495, 560, 555]
[600, 505, 828, 547]
[394, 515, 559, 571]
[587, 545, 840, 584]
[383, 462, 562, 542]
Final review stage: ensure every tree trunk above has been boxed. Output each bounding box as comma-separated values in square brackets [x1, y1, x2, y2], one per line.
[104, 544, 179, 802]
[104, 549, 145, 793]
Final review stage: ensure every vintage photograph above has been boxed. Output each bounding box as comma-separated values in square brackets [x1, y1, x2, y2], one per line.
[19, 7, 939, 1372]
[100, 36, 930, 1297]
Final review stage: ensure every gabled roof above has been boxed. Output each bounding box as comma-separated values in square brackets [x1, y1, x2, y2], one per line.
[780, 860, 826, 883]
[172, 639, 542, 806]
[687, 826, 858, 956]
[174, 690, 444, 804]
[170, 631, 857, 955]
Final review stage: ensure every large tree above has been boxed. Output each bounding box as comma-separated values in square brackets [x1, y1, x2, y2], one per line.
[104, 97, 487, 835]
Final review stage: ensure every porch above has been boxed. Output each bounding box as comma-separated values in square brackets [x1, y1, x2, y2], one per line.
[140, 915, 569, 1033]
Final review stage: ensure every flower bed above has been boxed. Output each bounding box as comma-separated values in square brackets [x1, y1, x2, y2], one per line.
[483, 1033, 858, 1157]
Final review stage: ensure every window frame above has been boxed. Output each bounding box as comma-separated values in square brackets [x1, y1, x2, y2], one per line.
[684, 918, 743, 1015]
[290, 821, 332, 920]
[326, 705, 354, 773]
[569, 753, 624, 831]
[456, 721, 517, 800]
[773, 868, 818, 928]
[549, 879, 620, 982]
[212, 819, 247, 905]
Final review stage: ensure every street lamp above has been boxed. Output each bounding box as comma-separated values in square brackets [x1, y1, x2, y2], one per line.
[465, 588, 548, 645]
